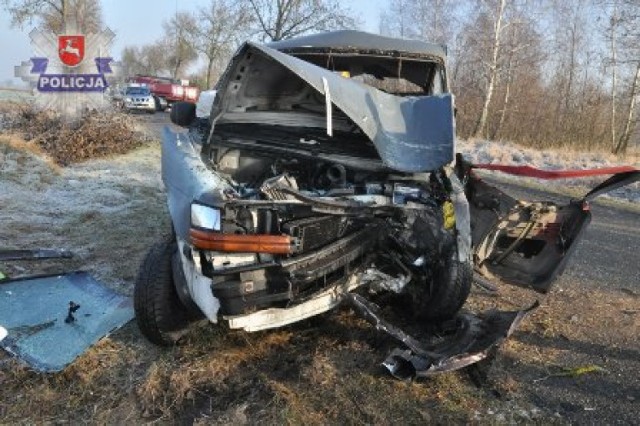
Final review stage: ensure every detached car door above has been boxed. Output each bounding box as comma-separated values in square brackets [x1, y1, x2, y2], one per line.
[464, 167, 639, 293]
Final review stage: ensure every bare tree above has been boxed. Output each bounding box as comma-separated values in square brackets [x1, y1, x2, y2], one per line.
[120, 41, 172, 77]
[606, 0, 620, 151]
[616, 62, 640, 154]
[163, 12, 198, 79]
[379, 0, 413, 38]
[120, 46, 141, 76]
[2, 0, 102, 33]
[612, 0, 640, 154]
[195, 0, 253, 88]
[491, 5, 542, 139]
[248, 0, 358, 41]
[472, 0, 507, 138]
[380, 0, 458, 45]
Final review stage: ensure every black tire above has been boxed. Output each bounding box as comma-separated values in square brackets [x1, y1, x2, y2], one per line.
[419, 253, 473, 321]
[153, 96, 165, 112]
[134, 238, 190, 346]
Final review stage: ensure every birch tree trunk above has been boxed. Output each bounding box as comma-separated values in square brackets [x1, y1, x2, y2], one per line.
[473, 0, 507, 139]
[614, 62, 640, 154]
[493, 58, 512, 140]
[610, 0, 618, 151]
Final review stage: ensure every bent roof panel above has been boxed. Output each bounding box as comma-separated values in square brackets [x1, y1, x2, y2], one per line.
[267, 30, 447, 60]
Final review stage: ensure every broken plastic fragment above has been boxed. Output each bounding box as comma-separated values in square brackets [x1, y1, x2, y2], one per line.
[346, 293, 538, 379]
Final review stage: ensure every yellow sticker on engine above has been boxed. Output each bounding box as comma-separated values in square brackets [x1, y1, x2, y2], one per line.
[443, 201, 456, 229]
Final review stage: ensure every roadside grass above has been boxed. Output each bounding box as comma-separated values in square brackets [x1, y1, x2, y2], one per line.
[460, 137, 639, 209]
[0, 134, 61, 187]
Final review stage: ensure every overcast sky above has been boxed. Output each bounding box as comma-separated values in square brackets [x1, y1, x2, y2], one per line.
[0, 0, 386, 85]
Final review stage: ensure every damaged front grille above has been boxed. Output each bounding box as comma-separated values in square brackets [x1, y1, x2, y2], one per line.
[281, 215, 355, 253]
[212, 228, 375, 315]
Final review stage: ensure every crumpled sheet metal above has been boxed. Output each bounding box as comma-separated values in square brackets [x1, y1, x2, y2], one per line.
[346, 293, 538, 380]
[215, 42, 455, 173]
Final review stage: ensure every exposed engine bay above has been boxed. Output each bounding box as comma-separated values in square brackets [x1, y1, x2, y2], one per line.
[193, 139, 467, 320]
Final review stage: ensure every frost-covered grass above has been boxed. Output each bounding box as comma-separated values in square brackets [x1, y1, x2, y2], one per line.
[458, 139, 640, 204]
[0, 88, 33, 103]
[0, 135, 169, 292]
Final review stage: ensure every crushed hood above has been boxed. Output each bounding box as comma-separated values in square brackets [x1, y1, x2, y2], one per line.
[211, 42, 455, 173]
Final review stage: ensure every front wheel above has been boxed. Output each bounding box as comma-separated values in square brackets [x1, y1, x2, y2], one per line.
[417, 253, 473, 321]
[134, 237, 190, 346]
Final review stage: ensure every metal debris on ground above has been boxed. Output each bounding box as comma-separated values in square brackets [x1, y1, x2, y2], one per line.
[347, 293, 538, 380]
[0, 248, 74, 261]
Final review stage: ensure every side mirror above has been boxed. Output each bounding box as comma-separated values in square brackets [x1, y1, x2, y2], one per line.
[170, 102, 196, 127]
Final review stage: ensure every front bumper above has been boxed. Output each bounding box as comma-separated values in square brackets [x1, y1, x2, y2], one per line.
[125, 101, 155, 111]
[174, 229, 373, 330]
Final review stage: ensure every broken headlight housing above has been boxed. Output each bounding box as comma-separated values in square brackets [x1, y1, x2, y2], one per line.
[190, 203, 221, 231]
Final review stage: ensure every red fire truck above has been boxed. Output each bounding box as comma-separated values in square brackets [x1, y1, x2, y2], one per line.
[129, 75, 199, 110]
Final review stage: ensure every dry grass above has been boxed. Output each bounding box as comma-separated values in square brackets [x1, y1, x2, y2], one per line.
[0, 134, 61, 191]
[1, 265, 635, 425]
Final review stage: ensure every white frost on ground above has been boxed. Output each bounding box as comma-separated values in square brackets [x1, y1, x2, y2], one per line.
[0, 89, 34, 103]
[0, 138, 166, 292]
[458, 139, 640, 203]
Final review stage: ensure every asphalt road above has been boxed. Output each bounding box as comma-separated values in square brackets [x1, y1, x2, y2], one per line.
[141, 112, 639, 423]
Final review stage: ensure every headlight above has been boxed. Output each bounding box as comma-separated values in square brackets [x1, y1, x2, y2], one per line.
[191, 203, 221, 231]
[125, 97, 132, 102]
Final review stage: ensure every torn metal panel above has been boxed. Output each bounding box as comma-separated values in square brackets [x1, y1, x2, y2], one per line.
[211, 42, 455, 173]
[0, 271, 133, 372]
[347, 293, 537, 379]
[176, 240, 220, 323]
[580, 170, 640, 202]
